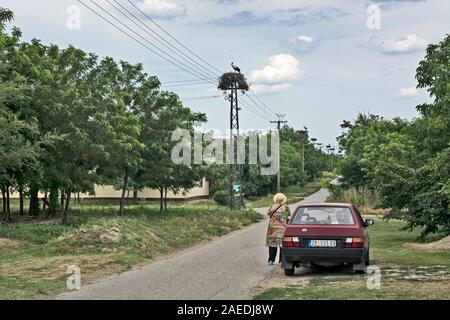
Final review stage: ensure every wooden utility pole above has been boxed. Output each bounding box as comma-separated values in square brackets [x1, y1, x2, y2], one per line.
[271, 114, 287, 192]
[270, 113, 288, 130]
[297, 129, 308, 178]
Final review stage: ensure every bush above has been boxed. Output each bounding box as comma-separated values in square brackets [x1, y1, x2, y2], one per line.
[213, 190, 229, 206]
[328, 184, 381, 211]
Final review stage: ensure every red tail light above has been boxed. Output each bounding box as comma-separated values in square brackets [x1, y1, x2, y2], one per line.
[282, 236, 301, 247]
[344, 237, 364, 248]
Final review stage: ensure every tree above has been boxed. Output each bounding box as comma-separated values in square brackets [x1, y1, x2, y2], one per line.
[337, 35, 450, 237]
[0, 107, 40, 222]
[138, 92, 206, 212]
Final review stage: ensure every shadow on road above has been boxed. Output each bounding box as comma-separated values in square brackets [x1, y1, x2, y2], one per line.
[294, 264, 355, 277]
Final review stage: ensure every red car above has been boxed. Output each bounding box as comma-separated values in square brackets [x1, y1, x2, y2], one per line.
[281, 203, 374, 276]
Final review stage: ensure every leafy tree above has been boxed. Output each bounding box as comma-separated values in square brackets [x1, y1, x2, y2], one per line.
[337, 35, 450, 237]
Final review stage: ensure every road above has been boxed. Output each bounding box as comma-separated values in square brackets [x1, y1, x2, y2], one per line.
[60, 188, 329, 300]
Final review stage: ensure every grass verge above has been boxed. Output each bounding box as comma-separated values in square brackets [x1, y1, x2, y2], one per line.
[0, 206, 261, 299]
[253, 218, 450, 300]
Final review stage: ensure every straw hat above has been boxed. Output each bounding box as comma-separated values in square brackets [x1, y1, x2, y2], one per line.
[273, 193, 287, 205]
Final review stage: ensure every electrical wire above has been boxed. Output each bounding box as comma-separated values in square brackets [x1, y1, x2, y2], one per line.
[126, 0, 223, 75]
[78, 0, 217, 83]
[106, 0, 219, 79]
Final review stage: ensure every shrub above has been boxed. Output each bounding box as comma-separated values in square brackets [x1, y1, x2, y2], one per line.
[213, 190, 229, 206]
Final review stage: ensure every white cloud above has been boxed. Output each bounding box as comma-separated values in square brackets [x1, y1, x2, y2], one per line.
[290, 35, 315, 52]
[291, 35, 313, 44]
[379, 34, 427, 54]
[250, 53, 302, 84]
[396, 87, 418, 98]
[137, 0, 187, 19]
[250, 83, 293, 94]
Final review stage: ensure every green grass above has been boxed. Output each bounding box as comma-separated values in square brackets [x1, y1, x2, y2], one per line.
[246, 178, 331, 209]
[0, 206, 261, 300]
[254, 218, 450, 300]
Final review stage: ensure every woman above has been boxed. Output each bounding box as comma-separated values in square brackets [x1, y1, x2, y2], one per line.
[266, 193, 290, 265]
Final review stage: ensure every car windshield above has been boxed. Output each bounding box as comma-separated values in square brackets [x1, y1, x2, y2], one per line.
[292, 207, 355, 225]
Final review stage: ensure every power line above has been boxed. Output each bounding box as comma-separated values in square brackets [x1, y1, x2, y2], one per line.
[78, 0, 216, 83]
[89, 0, 217, 82]
[244, 93, 275, 118]
[248, 90, 277, 116]
[239, 98, 272, 122]
[106, 0, 219, 79]
[126, 0, 223, 75]
[161, 86, 217, 92]
[82, 0, 282, 125]
[163, 78, 217, 85]
[180, 95, 221, 102]
[239, 94, 273, 120]
[162, 81, 217, 88]
[270, 113, 288, 130]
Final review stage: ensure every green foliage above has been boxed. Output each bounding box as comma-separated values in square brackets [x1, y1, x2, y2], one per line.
[204, 127, 335, 204]
[0, 205, 261, 299]
[0, 9, 207, 221]
[213, 190, 229, 206]
[337, 35, 450, 237]
[254, 218, 450, 300]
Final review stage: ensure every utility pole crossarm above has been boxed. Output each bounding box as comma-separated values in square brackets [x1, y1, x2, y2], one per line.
[270, 113, 288, 130]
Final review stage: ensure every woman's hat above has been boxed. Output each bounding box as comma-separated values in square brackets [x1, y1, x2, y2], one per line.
[273, 193, 287, 205]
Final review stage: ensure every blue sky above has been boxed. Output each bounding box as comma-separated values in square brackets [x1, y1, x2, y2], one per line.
[2, 0, 449, 146]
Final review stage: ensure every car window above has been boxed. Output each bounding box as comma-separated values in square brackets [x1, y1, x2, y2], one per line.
[292, 207, 355, 225]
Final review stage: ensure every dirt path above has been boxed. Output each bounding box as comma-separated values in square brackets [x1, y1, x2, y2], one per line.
[59, 188, 330, 300]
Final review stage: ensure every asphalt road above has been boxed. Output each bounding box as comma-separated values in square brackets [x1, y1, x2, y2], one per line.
[60, 188, 330, 300]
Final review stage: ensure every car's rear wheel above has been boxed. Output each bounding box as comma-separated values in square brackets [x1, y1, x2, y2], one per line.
[284, 267, 295, 276]
[365, 249, 370, 266]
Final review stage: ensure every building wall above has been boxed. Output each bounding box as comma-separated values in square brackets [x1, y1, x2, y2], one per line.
[5, 179, 210, 201]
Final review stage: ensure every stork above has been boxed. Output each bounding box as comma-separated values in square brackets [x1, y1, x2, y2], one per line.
[231, 62, 241, 74]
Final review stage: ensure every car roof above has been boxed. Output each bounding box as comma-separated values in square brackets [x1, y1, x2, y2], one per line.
[295, 203, 354, 208]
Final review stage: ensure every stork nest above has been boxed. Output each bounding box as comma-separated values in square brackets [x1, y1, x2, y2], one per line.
[218, 72, 249, 91]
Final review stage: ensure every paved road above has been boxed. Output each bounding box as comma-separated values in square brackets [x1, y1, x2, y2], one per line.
[60, 188, 329, 300]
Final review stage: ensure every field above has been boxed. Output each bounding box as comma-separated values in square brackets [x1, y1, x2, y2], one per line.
[253, 217, 450, 300]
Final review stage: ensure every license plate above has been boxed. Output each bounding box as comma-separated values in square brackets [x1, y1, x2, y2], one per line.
[308, 240, 336, 248]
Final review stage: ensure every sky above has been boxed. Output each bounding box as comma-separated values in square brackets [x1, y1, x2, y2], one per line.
[2, 0, 449, 146]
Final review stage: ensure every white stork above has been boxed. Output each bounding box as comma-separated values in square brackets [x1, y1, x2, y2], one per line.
[231, 62, 241, 74]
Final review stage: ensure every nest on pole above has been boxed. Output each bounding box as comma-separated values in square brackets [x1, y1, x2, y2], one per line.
[218, 72, 249, 91]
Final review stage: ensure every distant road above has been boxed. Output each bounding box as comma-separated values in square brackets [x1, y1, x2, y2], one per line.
[60, 188, 330, 300]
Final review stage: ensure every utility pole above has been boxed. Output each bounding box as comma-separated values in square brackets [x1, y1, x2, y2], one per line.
[270, 113, 288, 130]
[329, 147, 336, 172]
[297, 129, 308, 178]
[219, 68, 249, 210]
[270, 114, 288, 193]
[311, 138, 318, 181]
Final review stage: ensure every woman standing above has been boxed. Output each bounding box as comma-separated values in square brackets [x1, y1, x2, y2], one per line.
[266, 193, 290, 265]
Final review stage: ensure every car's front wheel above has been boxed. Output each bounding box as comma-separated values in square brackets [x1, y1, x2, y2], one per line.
[284, 267, 295, 276]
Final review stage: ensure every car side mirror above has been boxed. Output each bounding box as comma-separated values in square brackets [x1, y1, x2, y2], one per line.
[364, 219, 374, 227]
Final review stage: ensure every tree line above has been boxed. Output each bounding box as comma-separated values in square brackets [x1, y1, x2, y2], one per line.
[336, 34, 450, 238]
[0, 8, 206, 222]
[0, 8, 334, 223]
